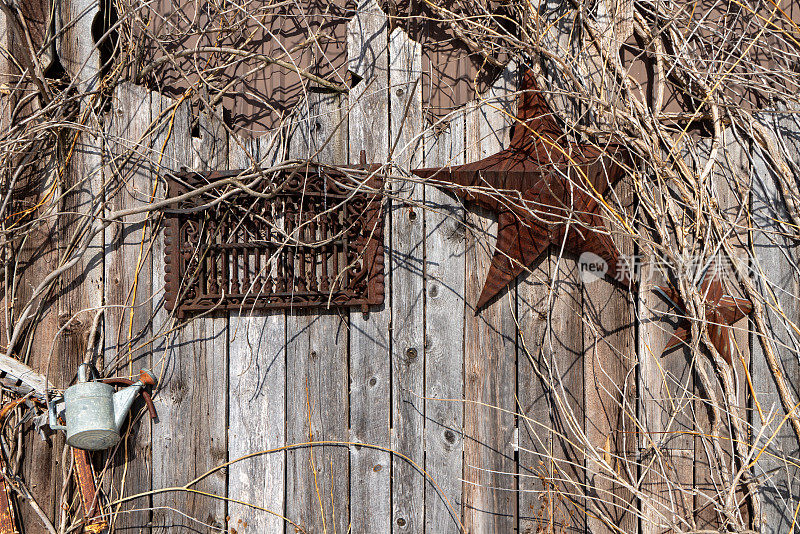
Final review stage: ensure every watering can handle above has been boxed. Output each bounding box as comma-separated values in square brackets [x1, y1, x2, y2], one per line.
[47, 400, 66, 431]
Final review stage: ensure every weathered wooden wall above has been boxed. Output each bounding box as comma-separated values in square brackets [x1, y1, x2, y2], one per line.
[4, 0, 800, 533]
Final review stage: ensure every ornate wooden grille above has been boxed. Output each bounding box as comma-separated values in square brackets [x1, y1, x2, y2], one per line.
[163, 162, 385, 316]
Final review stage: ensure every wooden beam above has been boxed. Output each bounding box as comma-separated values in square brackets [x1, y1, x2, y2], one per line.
[347, 2, 392, 532]
[151, 104, 228, 532]
[285, 88, 350, 534]
[423, 108, 465, 534]
[388, 26, 425, 534]
[462, 63, 518, 532]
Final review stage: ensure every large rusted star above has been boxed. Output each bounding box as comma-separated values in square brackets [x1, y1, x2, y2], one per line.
[412, 69, 631, 309]
[657, 275, 752, 365]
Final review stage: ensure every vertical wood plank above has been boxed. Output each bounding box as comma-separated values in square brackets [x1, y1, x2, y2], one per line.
[227, 134, 287, 533]
[638, 246, 694, 534]
[423, 111, 465, 534]
[9, 11, 63, 529]
[692, 132, 751, 530]
[517, 260, 551, 533]
[347, 3, 392, 532]
[638, 139, 698, 532]
[103, 82, 156, 532]
[751, 112, 800, 533]
[148, 90, 191, 531]
[57, 128, 105, 529]
[640, 449, 695, 534]
[462, 64, 518, 532]
[16, 207, 61, 530]
[61, 0, 99, 92]
[582, 178, 636, 533]
[228, 311, 286, 533]
[151, 105, 228, 533]
[536, 0, 581, 122]
[522, 6, 585, 531]
[285, 89, 350, 534]
[52, 1, 104, 529]
[388, 26, 425, 534]
[547, 258, 585, 534]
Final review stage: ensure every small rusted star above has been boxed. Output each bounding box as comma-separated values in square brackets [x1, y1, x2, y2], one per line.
[656, 275, 752, 365]
[412, 69, 631, 309]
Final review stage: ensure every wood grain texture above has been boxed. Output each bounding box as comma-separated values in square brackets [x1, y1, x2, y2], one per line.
[517, 259, 551, 534]
[103, 82, 156, 532]
[285, 89, 350, 534]
[388, 27, 425, 534]
[537, 0, 581, 122]
[638, 238, 694, 534]
[638, 273, 695, 453]
[285, 311, 349, 534]
[151, 105, 228, 533]
[640, 448, 694, 534]
[520, 7, 584, 531]
[581, 177, 636, 533]
[7, 11, 62, 523]
[228, 310, 285, 534]
[147, 90, 192, 533]
[462, 64, 518, 533]
[48, 2, 105, 529]
[347, 4, 392, 532]
[14, 115, 62, 531]
[692, 131, 751, 530]
[347, 0, 389, 162]
[60, 0, 99, 92]
[422, 110, 465, 534]
[15, 214, 61, 530]
[227, 135, 287, 534]
[547, 258, 585, 534]
[751, 112, 800, 533]
[56, 120, 105, 531]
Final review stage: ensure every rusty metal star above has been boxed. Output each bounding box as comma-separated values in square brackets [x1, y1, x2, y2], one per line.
[656, 275, 752, 365]
[412, 69, 631, 309]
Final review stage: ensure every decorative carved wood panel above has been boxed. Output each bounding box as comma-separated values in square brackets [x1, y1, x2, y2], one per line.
[163, 163, 386, 316]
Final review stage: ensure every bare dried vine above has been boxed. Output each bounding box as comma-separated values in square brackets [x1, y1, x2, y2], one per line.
[2, 0, 800, 531]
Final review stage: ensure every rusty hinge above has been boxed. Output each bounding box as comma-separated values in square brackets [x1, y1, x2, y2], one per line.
[163, 159, 386, 316]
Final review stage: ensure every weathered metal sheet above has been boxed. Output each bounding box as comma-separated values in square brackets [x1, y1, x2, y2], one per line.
[413, 69, 630, 308]
[657, 275, 752, 366]
[135, 0, 501, 134]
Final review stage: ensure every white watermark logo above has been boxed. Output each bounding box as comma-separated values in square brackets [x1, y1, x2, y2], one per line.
[578, 252, 608, 284]
[575, 253, 748, 285]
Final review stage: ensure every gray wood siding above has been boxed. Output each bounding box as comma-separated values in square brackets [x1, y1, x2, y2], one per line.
[7, 4, 800, 532]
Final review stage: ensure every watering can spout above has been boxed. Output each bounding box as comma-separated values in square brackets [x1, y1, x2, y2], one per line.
[112, 369, 156, 433]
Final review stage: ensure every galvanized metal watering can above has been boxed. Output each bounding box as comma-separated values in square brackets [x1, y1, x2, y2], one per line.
[48, 364, 156, 451]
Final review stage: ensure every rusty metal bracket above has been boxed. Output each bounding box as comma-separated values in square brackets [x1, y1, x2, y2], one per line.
[0, 398, 27, 534]
[0, 450, 18, 534]
[72, 449, 107, 533]
[163, 159, 386, 316]
[101, 376, 157, 421]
